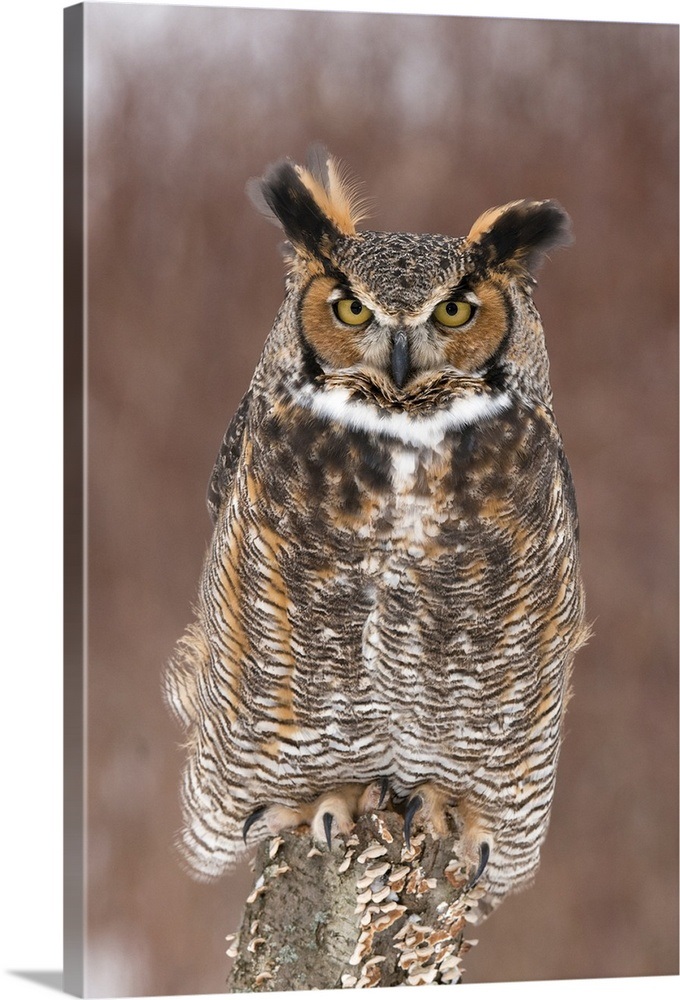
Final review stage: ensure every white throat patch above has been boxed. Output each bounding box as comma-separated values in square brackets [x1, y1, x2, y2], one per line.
[295, 384, 512, 449]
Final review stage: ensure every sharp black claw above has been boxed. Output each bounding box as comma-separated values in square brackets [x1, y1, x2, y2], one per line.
[403, 794, 423, 850]
[242, 805, 268, 843]
[467, 841, 490, 890]
[323, 811, 334, 849]
[378, 777, 389, 808]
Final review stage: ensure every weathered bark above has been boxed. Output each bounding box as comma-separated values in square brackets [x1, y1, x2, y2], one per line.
[225, 809, 481, 991]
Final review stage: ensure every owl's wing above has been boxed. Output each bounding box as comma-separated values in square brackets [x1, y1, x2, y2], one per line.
[556, 440, 580, 541]
[206, 388, 252, 523]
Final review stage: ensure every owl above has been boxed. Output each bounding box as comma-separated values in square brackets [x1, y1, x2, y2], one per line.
[165, 145, 587, 913]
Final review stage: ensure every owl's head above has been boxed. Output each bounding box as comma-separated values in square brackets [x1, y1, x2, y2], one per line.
[249, 146, 571, 413]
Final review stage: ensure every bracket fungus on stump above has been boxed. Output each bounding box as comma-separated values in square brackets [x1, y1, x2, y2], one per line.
[226, 808, 483, 991]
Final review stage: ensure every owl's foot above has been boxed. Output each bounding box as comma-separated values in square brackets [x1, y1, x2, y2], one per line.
[242, 780, 390, 848]
[466, 840, 490, 890]
[402, 781, 451, 849]
[455, 800, 494, 891]
[401, 784, 492, 889]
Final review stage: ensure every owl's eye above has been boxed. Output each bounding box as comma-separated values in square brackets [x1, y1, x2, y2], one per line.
[433, 299, 474, 328]
[333, 298, 374, 326]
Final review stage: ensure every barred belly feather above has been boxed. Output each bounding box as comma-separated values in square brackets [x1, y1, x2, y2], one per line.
[167, 386, 585, 901]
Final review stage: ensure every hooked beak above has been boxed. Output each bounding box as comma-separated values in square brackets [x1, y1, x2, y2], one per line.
[390, 328, 410, 389]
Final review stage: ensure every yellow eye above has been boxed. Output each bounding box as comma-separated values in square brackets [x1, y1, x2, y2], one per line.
[333, 298, 373, 326]
[433, 299, 474, 328]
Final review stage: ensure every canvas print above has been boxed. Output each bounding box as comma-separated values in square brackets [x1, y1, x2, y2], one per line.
[64, 2, 679, 997]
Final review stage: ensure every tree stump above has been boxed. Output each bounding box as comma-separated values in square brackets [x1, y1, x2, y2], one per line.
[225, 809, 482, 991]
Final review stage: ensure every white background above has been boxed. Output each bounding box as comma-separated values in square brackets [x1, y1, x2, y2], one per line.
[0, 1, 676, 999]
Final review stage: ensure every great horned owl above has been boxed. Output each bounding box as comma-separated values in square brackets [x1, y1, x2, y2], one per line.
[165, 146, 587, 913]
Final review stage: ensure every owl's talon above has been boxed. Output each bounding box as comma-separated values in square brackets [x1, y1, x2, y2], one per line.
[243, 805, 268, 843]
[322, 811, 334, 848]
[466, 840, 490, 890]
[403, 794, 423, 850]
[378, 776, 390, 808]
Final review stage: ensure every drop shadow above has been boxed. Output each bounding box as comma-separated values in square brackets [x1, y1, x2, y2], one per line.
[10, 972, 64, 993]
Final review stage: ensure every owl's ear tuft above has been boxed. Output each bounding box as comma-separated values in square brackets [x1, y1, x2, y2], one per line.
[247, 146, 368, 261]
[298, 143, 370, 236]
[247, 158, 339, 260]
[467, 199, 572, 275]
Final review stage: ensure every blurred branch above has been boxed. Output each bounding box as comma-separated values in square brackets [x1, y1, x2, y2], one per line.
[225, 809, 480, 991]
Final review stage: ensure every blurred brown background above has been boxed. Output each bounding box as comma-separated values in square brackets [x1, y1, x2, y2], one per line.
[82, 3, 678, 996]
